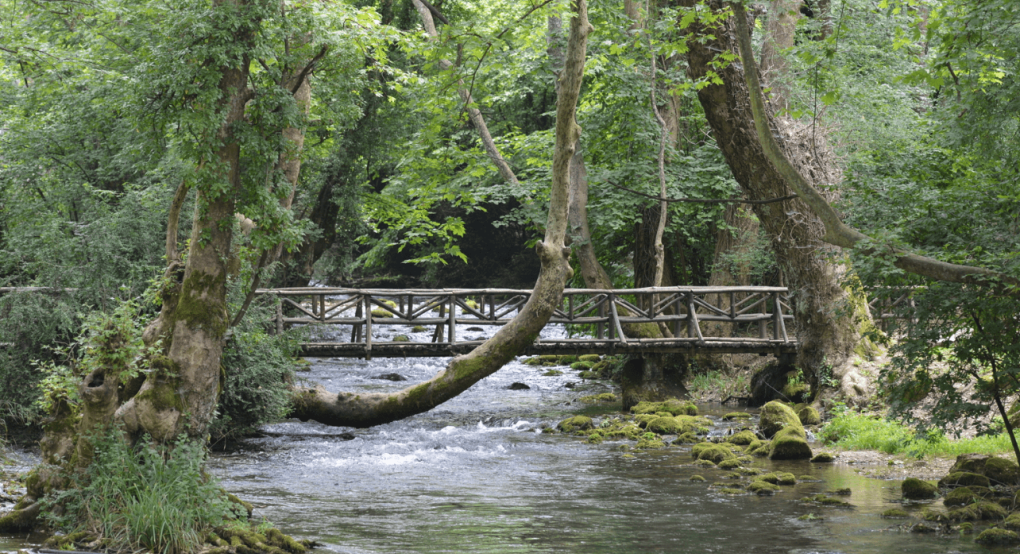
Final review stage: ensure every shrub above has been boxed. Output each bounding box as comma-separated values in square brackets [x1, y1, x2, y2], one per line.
[44, 428, 243, 554]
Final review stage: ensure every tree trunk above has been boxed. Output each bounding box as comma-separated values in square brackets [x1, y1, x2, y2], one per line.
[678, 0, 861, 394]
[287, 0, 592, 428]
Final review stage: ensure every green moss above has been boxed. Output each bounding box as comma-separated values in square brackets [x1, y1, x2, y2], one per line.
[758, 401, 802, 438]
[748, 480, 781, 495]
[803, 494, 851, 507]
[735, 467, 765, 476]
[769, 426, 812, 460]
[901, 477, 938, 500]
[646, 416, 681, 434]
[984, 457, 1020, 486]
[758, 472, 796, 485]
[920, 508, 948, 522]
[717, 458, 742, 470]
[782, 382, 810, 403]
[557, 355, 579, 365]
[881, 508, 910, 518]
[938, 472, 991, 489]
[692, 442, 737, 464]
[579, 393, 617, 403]
[175, 269, 229, 338]
[796, 405, 821, 426]
[411, 325, 427, 332]
[135, 380, 185, 413]
[371, 308, 393, 318]
[690, 474, 706, 482]
[727, 430, 757, 446]
[694, 458, 718, 467]
[635, 436, 667, 449]
[542, 369, 563, 376]
[578, 354, 601, 363]
[810, 452, 835, 463]
[570, 361, 595, 370]
[723, 412, 752, 420]
[944, 486, 978, 507]
[716, 487, 745, 495]
[578, 370, 598, 379]
[523, 357, 544, 366]
[631, 398, 698, 416]
[393, 335, 410, 342]
[673, 432, 699, 444]
[1004, 513, 1020, 531]
[557, 416, 594, 433]
[948, 502, 1006, 521]
[976, 528, 1020, 546]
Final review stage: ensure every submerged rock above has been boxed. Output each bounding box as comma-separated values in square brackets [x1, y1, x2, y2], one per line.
[722, 412, 752, 421]
[372, 373, 407, 381]
[689, 475, 706, 482]
[748, 480, 780, 495]
[901, 478, 938, 500]
[810, 452, 835, 463]
[881, 508, 910, 518]
[507, 382, 530, 390]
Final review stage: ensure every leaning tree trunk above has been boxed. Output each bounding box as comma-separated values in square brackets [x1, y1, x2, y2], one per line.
[678, 0, 862, 397]
[287, 0, 592, 428]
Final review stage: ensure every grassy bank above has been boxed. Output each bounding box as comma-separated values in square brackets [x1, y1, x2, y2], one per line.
[819, 406, 1016, 459]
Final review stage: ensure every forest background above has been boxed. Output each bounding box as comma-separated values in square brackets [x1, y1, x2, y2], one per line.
[0, 0, 1017, 449]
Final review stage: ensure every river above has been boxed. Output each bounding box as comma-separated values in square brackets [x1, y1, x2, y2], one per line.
[0, 320, 997, 553]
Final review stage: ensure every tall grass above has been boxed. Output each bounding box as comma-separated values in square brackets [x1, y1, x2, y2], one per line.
[818, 407, 1017, 460]
[44, 428, 243, 554]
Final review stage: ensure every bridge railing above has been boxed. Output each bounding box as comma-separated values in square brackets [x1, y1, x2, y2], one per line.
[254, 286, 795, 350]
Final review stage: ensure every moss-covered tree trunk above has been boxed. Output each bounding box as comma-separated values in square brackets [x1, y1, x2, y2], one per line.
[0, 1, 255, 532]
[286, 0, 592, 428]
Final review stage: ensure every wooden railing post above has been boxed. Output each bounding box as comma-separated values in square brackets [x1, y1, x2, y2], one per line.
[448, 294, 456, 344]
[772, 291, 780, 341]
[364, 294, 373, 360]
[597, 295, 605, 339]
[686, 290, 695, 339]
[351, 299, 363, 343]
[674, 294, 683, 338]
[607, 293, 616, 341]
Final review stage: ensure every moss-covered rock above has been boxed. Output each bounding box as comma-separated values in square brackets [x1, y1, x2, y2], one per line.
[716, 487, 745, 495]
[692, 442, 738, 464]
[949, 453, 989, 475]
[758, 401, 802, 439]
[370, 308, 393, 318]
[631, 398, 698, 416]
[571, 361, 595, 370]
[938, 472, 991, 489]
[604, 423, 643, 440]
[802, 494, 851, 507]
[748, 480, 781, 495]
[579, 354, 601, 363]
[881, 508, 910, 518]
[796, 405, 821, 426]
[411, 325, 427, 332]
[523, 357, 545, 366]
[718, 458, 743, 470]
[832, 488, 851, 496]
[694, 458, 718, 467]
[810, 452, 835, 463]
[1004, 513, 1020, 531]
[690, 475, 706, 482]
[735, 467, 765, 476]
[745, 439, 771, 457]
[984, 457, 1020, 486]
[557, 416, 594, 433]
[393, 334, 410, 342]
[947, 501, 1006, 521]
[758, 472, 797, 486]
[769, 426, 812, 460]
[723, 412, 752, 420]
[673, 432, 699, 444]
[724, 430, 755, 446]
[944, 486, 979, 507]
[975, 528, 1020, 546]
[556, 355, 579, 365]
[782, 382, 811, 403]
[579, 392, 616, 403]
[542, 370, 563, 376]
[902, 478, 938, 500]
[646, 416, 682, 435]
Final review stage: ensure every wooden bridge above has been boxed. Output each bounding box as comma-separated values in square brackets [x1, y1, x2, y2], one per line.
[255, 286, 801, 359]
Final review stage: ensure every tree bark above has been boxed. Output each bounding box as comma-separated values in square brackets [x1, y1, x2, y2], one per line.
[288, 0, 591, 428]
[702, 203, 759, 338]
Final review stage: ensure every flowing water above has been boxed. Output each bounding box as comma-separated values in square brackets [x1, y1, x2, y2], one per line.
[0, 317, 1001, 553]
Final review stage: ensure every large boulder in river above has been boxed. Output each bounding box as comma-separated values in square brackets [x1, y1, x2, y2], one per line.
[768, 426, 812, 460]
[939, 472, 991, 489]
[692, 442, 738, 465]
[557, 416, 593, 433]
[948, 454, 1020, 486]
[796, 405, 822, 426]
[758, 401, 802, 439]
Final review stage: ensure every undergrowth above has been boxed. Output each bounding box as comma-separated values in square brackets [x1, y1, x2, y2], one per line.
[43, 428, 244, 554]
[687, 369, 750, 401]
[819, 405, 1015, 459]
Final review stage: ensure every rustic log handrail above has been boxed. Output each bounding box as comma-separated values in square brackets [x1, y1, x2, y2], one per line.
[253, 286, 800, 358]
